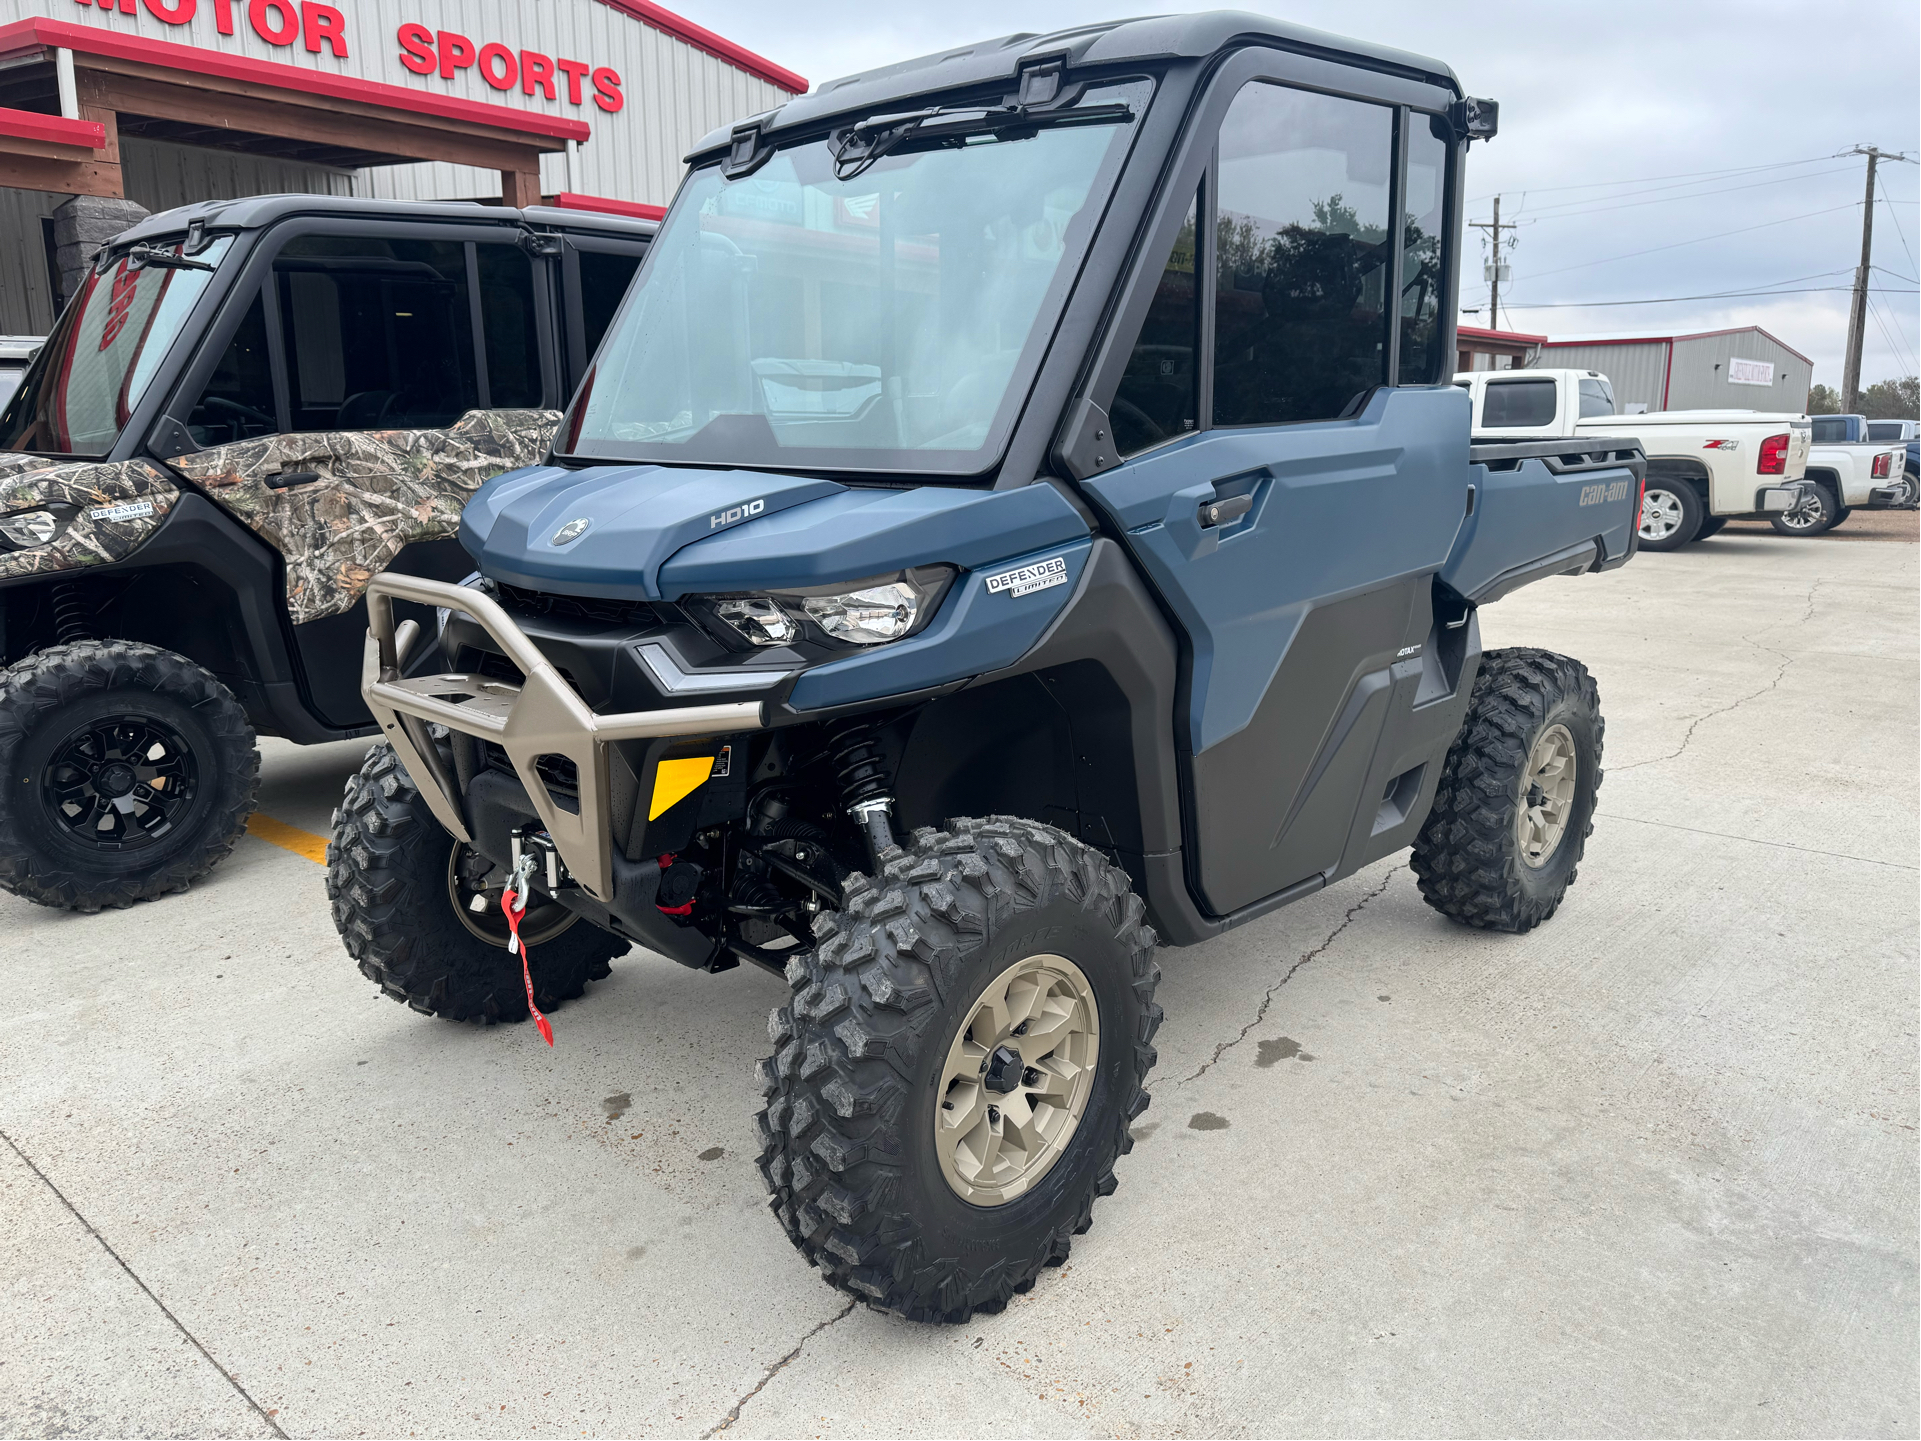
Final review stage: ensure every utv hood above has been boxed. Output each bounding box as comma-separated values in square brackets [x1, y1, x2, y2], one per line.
[460, 463, 1090, 601]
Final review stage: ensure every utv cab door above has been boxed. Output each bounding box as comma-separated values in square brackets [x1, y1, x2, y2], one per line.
[1072, 53, 1473, 918]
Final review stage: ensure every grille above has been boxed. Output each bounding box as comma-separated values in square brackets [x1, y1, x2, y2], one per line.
[493, 581, 658, 628]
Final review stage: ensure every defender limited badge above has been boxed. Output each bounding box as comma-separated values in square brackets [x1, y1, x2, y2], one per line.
[550, 517, 593, 545]
[87, 500, 154, 523]
[986, 555, 1069, 598]
[710, 497, 766, 530]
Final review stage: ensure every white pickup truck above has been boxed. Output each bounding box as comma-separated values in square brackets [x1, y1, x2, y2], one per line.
[1782, 413, 1915, 534]
[1454, 369, 1812, 550]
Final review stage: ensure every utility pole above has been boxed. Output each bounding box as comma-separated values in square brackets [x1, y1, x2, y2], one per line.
[1470, 196, 1511, 331]
[1841, 146, 1915, 412]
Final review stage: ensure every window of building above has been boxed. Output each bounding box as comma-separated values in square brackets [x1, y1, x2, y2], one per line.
[478, 243, 542, 409]
[1397, 117, 1450, 386]
[1113, 190, 1199, 456]
[274, 236, 478, 431]
[1481, 377, 1557, 428]
[184, 291, 277, 448]
[1212, 81, 1395, 428]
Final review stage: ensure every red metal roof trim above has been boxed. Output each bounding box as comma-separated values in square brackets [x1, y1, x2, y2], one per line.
[592, 0, 807, 94]
[553, 191, 666, 221]
[1457, 324, 1548, 345]
[0, 18, 590, 143]
[0, 103, 105, 149]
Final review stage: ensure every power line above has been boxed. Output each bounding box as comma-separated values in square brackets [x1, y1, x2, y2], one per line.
[1521, 203, 1861, 282]
[1510, 165, 1859, 223]
[1467, 153, 1838, 204]
[1504, 285, 1914, 311]
[1876, 172, 1918, 277]
[1865, 292, 1919, 377]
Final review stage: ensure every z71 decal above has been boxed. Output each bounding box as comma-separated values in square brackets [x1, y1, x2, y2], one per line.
[1579, 479, 1635, 506]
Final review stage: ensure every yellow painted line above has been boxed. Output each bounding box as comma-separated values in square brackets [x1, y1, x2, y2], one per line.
[246, 813, 329, 864]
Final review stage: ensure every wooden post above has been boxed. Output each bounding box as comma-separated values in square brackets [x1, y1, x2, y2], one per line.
[501, 168, 542, 208]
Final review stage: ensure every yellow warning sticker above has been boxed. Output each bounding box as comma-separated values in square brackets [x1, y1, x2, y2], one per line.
[648, 756, 715, 820]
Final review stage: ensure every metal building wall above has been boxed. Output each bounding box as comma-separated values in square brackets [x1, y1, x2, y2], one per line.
[13, 0, 795, 210]
[1536, 341, 1671, 413]
[123, 137, 354, 214]
[1666, 331, 1811, 413]
[0, 187, 65, 336]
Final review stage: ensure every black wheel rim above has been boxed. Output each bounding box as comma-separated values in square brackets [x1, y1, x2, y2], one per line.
[40, 712, 199, 852]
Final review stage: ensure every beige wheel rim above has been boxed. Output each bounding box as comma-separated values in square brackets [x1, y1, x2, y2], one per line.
[935, 953, 1101, 1207]
[447, 843, 578, 949]
[1516, 723, 1577, 868]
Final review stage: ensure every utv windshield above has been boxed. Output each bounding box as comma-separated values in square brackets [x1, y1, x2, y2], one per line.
[560, 80, 1149, 475]
[0, 236, 233, 458]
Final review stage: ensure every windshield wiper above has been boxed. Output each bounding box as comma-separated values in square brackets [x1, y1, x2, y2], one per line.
[831, 99, 1132, 181]
[125, 243, 216, 274]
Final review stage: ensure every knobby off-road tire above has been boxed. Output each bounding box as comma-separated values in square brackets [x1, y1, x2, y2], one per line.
[0, 640, 257, 912]
[327, 743, 626, 1023]
[1410, 648, 1603, 934]
[756, 816, 1161, 1322]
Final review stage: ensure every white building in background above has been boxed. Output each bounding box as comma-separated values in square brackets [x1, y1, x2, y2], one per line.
[0, 0, 805, 332]
[1537, 326, 1814, 414]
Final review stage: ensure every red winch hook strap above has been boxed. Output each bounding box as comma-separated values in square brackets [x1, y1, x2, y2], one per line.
[501, 885, 555, 1047]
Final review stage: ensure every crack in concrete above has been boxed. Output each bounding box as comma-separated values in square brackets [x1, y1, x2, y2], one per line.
[1173, 871, 1395, 1087]
[702, 1298, 857, 1437]
[0, 1126, 289, 1440]
[1614, 580, 1819, 773]
[1596, 811, 1919, 871]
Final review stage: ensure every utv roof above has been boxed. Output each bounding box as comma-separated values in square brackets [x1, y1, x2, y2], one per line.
[689, 10, 1463, 162]
[114, 195, 658, 249]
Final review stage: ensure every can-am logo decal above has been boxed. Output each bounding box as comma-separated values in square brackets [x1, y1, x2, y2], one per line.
[986, 555, 1069, 598]
[550, 516, 593, 545]
[87, 500, 155, 522]
[1579, 479, 1635, 507]
[710, 498, 766, 530]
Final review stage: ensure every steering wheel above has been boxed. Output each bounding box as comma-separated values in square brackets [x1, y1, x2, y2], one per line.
[1109, 396, 1167, 447]
[199, 395, 277, 431]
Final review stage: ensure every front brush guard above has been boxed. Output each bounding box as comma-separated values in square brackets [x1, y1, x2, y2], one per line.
[361, 573, 762, 903]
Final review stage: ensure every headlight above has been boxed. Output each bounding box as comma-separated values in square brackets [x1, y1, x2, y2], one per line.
[0, 509, 60, 547]
[714, 596, 798, 647]
[697, 568, 951, 652]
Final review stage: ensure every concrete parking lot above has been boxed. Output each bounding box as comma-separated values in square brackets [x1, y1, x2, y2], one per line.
[4, 517, 1915, 1439]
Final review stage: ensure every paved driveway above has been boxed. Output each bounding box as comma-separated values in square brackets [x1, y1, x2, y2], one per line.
[4, 520, 1915, 1438]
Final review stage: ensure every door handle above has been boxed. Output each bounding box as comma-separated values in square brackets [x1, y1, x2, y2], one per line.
[266, 470, 323, 489]
[1198, 492, 1253, 528]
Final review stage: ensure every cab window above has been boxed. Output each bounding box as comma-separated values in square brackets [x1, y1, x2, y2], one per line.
[275, 236, 478, 431]
[1481, 378, 1557, 428]
[184, 291, 277, 448]
[1112, 189, 1199, 456]
[1577, 378, 1614, 418]
[1212, 81, 1395, 427]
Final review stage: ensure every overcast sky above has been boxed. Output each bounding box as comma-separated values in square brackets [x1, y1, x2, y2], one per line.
[677, 0, 1920, 394]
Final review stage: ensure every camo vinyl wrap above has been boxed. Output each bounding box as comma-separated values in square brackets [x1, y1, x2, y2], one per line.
[168, 409, 559, 624]
[0, 453, 182, 584]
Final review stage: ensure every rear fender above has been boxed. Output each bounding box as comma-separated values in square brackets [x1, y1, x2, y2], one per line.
[1443, 441, 1642, 604]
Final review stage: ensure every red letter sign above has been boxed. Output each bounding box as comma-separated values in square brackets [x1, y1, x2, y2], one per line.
[436, 30, 475, 78]
[477, 42, 517, 90]
[396, 22, 435, 74]
[299, 1, 346, 56]
[247, 0, 298, 45]
[591, 65, 623, 113]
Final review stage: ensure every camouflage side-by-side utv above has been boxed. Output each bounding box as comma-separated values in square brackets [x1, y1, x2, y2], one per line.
[0, 197, 651, 911]
[328, 13, 1645, 1321]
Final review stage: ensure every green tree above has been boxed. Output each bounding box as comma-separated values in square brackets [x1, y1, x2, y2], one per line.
[1860, 375, 1920, 420]
[1806, 383, 1841, 414]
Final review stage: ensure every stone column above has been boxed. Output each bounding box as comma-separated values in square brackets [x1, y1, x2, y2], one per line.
[51, 194, 150, 309]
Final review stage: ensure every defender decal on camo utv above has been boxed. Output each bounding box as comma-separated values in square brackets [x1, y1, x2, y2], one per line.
[325, 14, 1644, 1321]
[0, 196, 654, 911]
[169, 408, 560, 623]
[0, 454, 180, 581]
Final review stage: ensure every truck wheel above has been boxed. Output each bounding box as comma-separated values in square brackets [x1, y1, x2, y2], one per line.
[1771, 483, 1837, 537]
[756, 816, 1161, 1322]
[1636, 479, 1701, 551]
[1691, 515, 1727, 541]
[0, 641, 257, 912]
[1830, 505, 1851, 528]
[1410, 648, 1602, 934]
[327, 743, 626, 1023]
